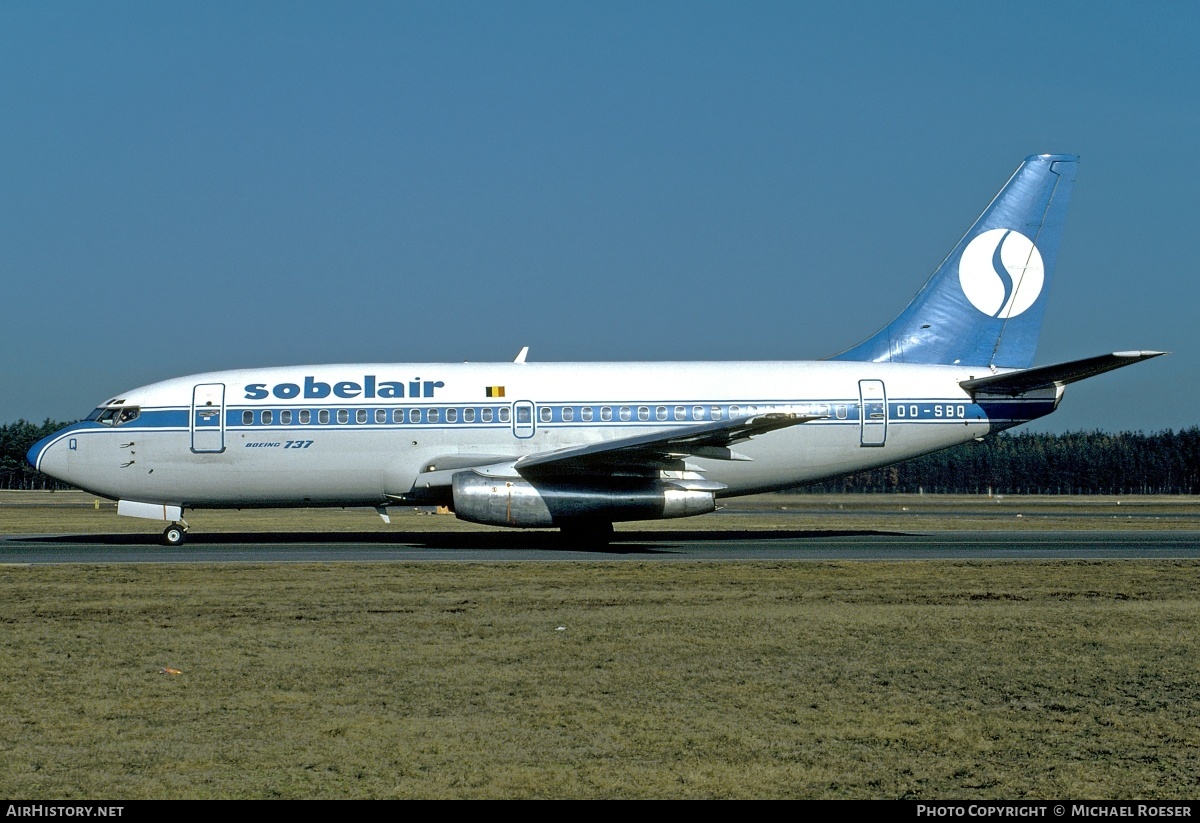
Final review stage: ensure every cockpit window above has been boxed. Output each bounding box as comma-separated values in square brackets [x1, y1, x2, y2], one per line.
[88, 406, 140, 427]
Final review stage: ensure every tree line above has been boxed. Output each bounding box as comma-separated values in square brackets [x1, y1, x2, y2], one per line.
[1, 419, 78, 490]
[3, 419, 1199, 495]
[802, 428, 1200, 495]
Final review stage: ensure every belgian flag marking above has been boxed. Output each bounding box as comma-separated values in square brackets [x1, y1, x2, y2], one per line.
[485, 386, 506, 398]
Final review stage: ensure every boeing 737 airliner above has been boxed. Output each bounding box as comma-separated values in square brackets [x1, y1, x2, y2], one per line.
[28, 155, 1164, 545]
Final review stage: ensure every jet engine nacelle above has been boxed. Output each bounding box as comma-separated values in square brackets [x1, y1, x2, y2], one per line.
[451, 471, 716, 528]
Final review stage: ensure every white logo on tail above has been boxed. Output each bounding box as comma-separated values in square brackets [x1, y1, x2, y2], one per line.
[958, 228, 1044, 318]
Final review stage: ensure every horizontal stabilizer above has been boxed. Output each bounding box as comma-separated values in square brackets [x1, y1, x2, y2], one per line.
[960, 351, 1167, 396]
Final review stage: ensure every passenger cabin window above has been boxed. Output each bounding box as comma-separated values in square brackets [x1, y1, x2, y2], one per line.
[601, 406, 612, 421]
[482, 408, 493, 423]
[299, 409, 311, 424]
[376, 409, 387, 424]
[657, 406, 668, 421]
[337, 409, 349, 424]
[581, 406, 593, 422]
[464, 408, 476, 423]
[261, 410, 273, 425]
[409, 408, 420, 423]
[674, 406, 686, 421]
[242, 410, 253, 425]
[356, 409, 368, 424]
[392, 408, 403, 424]
[562, 407, 574, 422]
[280, 410, 292, 425]
[637, 406, 649, 421]
[447, 408, 457, 423]
[539, 407, 552, 423]
[620, 407, 632, 421]
[318, 409, 330, 424]
[499, 407, 510, 423]
[693, 405, 704, 420]
[428, 408, 440, 423]
[711, 406, 723, 420]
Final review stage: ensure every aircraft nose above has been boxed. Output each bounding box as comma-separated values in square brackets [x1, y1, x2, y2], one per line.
[27, 430, 71, 481]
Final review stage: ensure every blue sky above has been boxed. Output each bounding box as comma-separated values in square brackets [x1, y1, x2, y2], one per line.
[2, 1, 1196, 433]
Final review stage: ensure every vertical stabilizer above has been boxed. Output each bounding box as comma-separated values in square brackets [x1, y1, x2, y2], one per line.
[831, 154, 1077, 368]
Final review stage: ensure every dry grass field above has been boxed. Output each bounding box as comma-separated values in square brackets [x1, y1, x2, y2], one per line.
[2, 492, 1199, 799]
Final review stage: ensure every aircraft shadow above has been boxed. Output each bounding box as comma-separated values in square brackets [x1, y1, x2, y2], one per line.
[13, 528, 909, 554]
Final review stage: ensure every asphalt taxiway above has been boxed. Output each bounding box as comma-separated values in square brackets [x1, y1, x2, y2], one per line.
[3, 529, 1199, 563]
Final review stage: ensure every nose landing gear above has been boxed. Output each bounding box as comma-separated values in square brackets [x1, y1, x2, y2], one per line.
[161, 521, 189, 546]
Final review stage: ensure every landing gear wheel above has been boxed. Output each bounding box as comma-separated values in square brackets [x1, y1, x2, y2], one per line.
[162, 525, 187, 546]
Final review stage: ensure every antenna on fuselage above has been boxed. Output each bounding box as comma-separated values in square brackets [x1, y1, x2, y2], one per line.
[514, 346, 529, 364]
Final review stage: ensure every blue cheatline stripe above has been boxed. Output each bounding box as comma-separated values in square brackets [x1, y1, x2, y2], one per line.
[75, 400, 1057, 432]
[33, 397, 1050, 466]
[220, 400, 863, 429]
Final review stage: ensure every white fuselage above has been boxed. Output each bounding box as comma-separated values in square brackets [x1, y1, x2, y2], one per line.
[30, 359, 1056, 509]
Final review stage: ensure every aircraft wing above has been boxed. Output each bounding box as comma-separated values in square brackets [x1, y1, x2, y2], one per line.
[400, 412, 817, 497]
[960, 351, 1167, 397]
[515, 412, 818, 476]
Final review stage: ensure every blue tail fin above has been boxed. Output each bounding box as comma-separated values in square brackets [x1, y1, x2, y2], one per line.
[831, 154, 1078, 368]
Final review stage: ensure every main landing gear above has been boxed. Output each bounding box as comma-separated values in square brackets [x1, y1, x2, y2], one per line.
[161, 521, 189, 546]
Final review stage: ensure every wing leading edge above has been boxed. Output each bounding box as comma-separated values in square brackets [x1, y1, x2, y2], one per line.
[516, 412, 818, 476]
